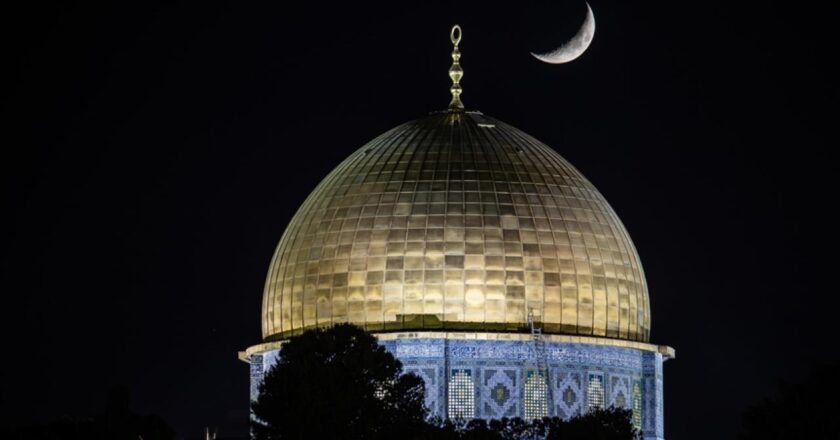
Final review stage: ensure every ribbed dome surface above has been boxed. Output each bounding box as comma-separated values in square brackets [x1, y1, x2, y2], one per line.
[262, 111, 650, 342]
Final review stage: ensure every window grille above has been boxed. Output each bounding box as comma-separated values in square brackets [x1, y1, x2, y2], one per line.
[447, 369, 475, 419]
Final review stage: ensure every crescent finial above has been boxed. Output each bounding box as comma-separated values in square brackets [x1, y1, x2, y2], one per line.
[448, 24, 464, 110]
[451, 25, 462, 46]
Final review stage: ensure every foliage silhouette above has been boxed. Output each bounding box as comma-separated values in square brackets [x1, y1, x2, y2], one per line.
[250, 323, 427, 440]
[0, 385, 176, 440]
[409, 407, 638, 439]
[739, 363, 840, 440]
[544, 407, 640, 440]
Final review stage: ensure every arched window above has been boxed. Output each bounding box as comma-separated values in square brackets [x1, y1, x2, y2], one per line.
[448, 368, 475, 419]
[524, 369, 548, 419]
[587, 372, 605, 410]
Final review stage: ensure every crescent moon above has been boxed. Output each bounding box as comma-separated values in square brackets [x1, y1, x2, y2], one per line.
[531, 2, 595, 64]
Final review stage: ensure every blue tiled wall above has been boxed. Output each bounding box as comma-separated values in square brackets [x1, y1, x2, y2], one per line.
[250, 338, 665, 439]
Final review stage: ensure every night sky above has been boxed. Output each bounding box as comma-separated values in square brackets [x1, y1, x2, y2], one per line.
[3, 1, 839, 439]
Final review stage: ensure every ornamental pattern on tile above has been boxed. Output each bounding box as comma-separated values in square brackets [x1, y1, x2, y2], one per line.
[554, 370, 583, 419]
[249, 339, 666, 439]
[404, 366, 440, 414]
[609, 374, 631, 408]
[480, 368, 519, 418]
[394, 339, 643, 370]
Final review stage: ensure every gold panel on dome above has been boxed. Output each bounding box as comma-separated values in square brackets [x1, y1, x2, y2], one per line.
[262, 111, 650, 342]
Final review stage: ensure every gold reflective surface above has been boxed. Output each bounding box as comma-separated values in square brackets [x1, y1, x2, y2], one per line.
[262, 111, 650, 342]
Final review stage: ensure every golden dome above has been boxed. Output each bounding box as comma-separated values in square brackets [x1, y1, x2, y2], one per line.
[262, 111, 650, 342]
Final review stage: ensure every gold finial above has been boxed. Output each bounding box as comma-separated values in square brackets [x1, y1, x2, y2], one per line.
[448, 24, 464, 110]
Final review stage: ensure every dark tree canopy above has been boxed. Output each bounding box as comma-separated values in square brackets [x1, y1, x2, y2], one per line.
[0, 385, 176, 440]
[545, 407, 640, 440]
[739, 363, 840, 440]
[251, 323, 427, 440]
[421, 407, 639, 440]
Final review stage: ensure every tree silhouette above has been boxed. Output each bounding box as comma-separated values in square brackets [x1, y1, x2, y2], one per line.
[0, 385, 176, 440]
[251, 323, 427, 440]
[739, 363, 840, 440]
[397, 408, 639, 440]
[545, 407, 640, 440]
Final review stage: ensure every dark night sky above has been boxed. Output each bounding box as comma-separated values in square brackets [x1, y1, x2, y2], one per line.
[2, 1, 839, 439]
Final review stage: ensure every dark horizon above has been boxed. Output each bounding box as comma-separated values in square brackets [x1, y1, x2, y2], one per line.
[2, 1, 839, 439]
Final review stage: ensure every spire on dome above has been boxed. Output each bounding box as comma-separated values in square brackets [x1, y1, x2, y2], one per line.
[448, 24, 464, 110]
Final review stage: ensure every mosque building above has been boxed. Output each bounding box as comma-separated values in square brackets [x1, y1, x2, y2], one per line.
[240, 25, 673, 440]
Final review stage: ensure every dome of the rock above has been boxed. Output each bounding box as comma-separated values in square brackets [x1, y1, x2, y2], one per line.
[245, 26, 673, 438]
[261, 111, 650, 342]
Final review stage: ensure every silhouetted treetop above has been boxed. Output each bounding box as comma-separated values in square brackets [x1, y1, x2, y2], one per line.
[251, 323, 427, 440]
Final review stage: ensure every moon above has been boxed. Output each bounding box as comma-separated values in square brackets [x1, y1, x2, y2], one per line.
[531, 2, 595, 64]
